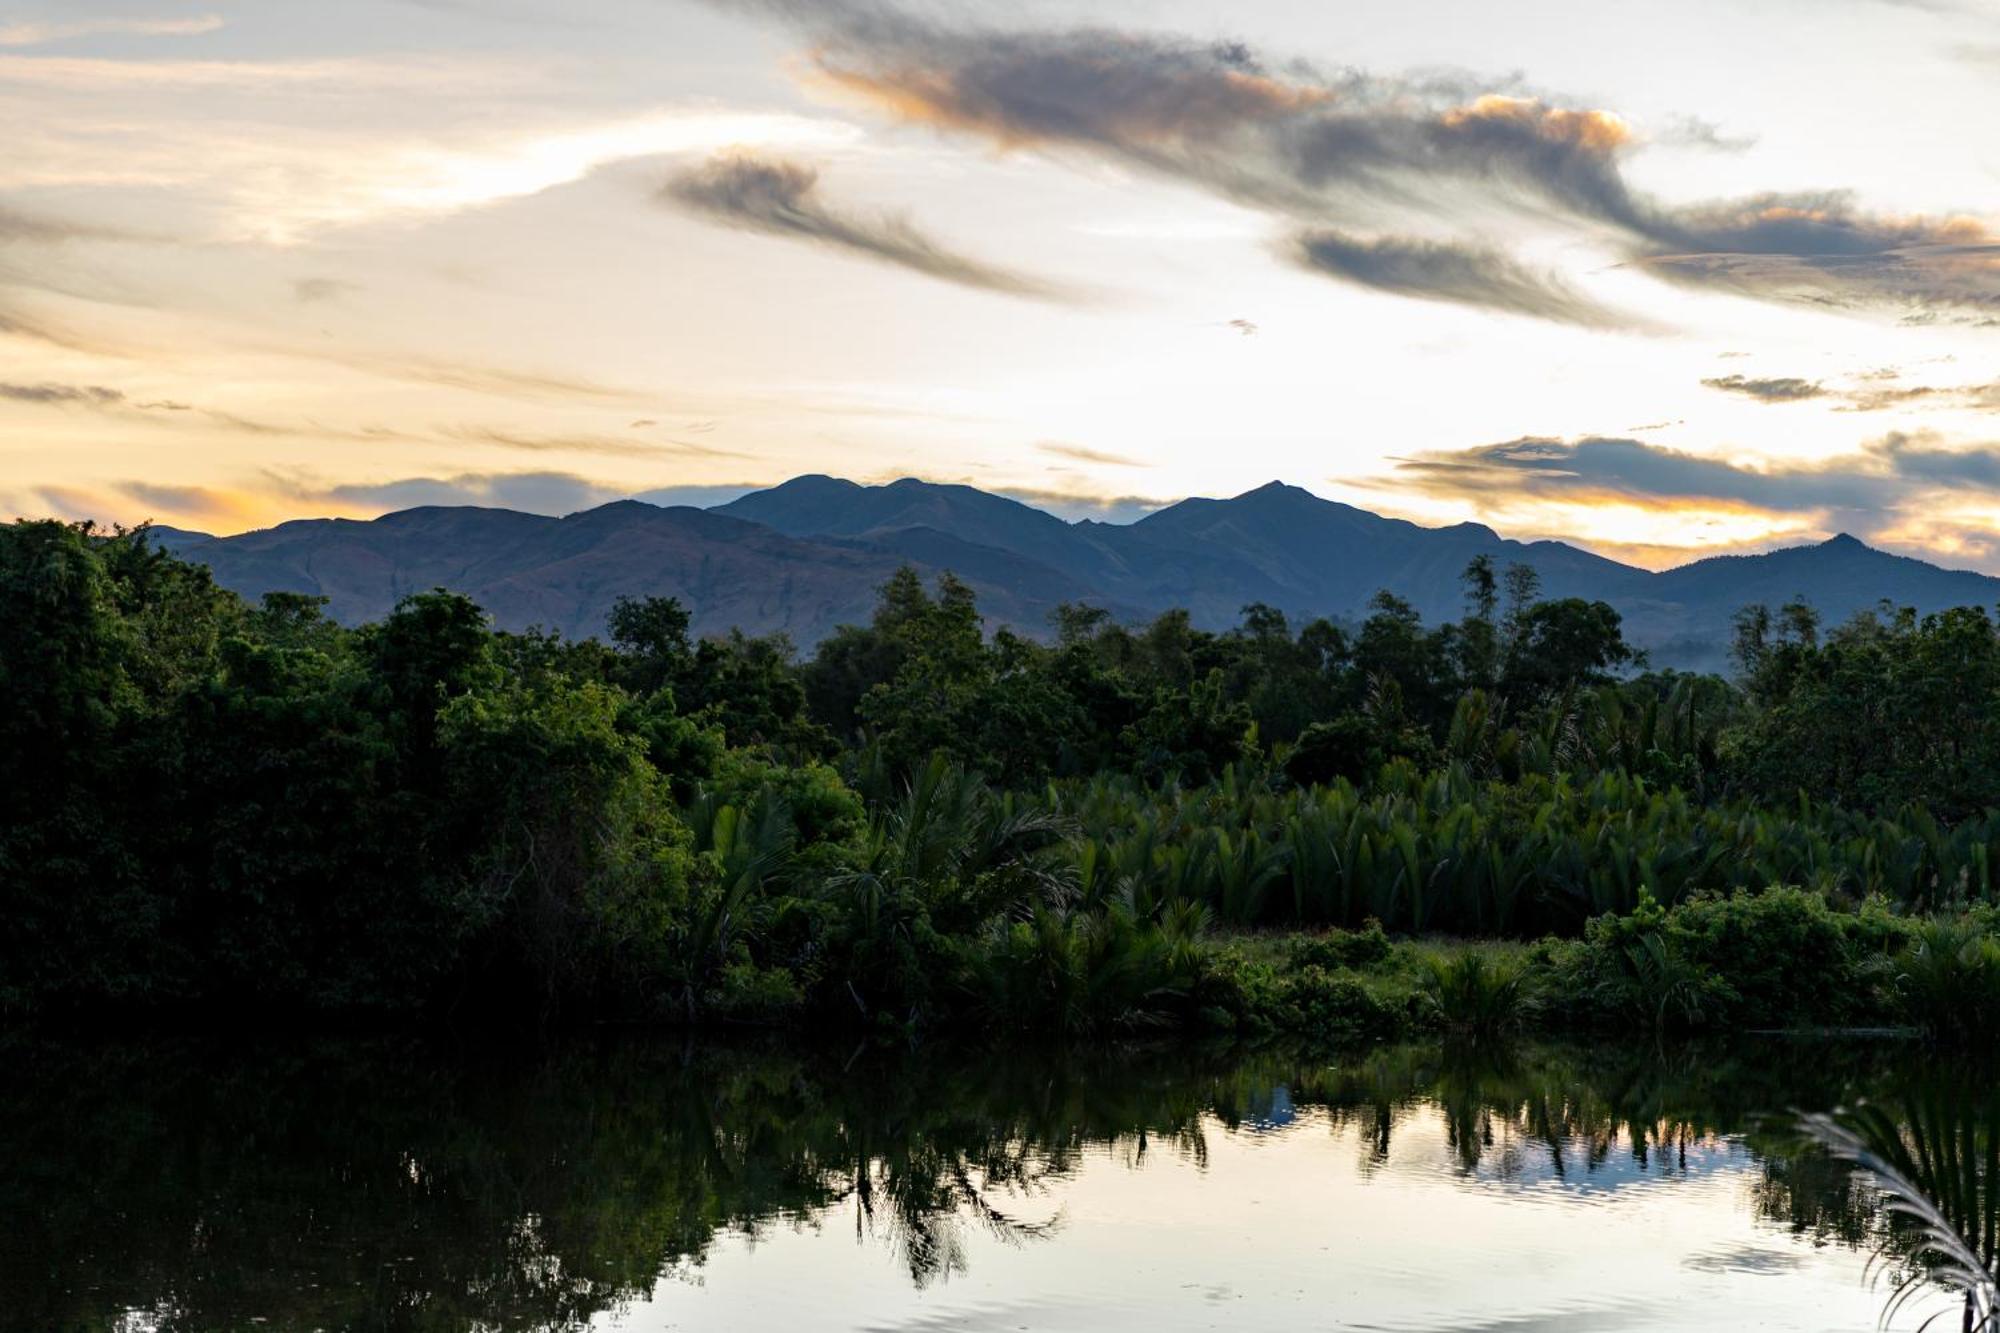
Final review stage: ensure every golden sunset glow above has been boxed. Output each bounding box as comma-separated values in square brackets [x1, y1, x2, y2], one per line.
[1, 0, 1996, 571]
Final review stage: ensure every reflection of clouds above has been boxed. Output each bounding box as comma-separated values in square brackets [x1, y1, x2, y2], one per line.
[1682, 1245, 1808, 1275]
[857, 1298, 1086, 1332]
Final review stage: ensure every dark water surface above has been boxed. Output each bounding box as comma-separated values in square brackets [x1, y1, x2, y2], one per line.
[0, 1033, 1970, 1332]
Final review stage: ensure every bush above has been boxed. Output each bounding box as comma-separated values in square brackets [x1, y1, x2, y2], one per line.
[1418, 950, 1533, 1040]
[1650, 887, 1865, 1028]
[1285, 968, 1403, 1042]
[1570, 886, 1910, 1032]
[707, 962, 805, 1024]
[1288, 920, 1392, 972]
[1195, 936, 1414, 1041]
[1895, 917, 2000, 1042]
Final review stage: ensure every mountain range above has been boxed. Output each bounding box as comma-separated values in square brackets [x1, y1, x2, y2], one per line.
[147, 475, 2000, 670]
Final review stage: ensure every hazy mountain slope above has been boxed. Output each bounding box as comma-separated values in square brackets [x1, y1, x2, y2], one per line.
[166, 502, 1079, 642]
[717, 478, 1651, 628]
[851, 525, 1135, 622]
[718, 474, 1131, 586]
[151, 478, 2000, 668]
[1649, 534, 2000, 651]
[142, 524, 222, 556]
[1113, 482, 1651, 621]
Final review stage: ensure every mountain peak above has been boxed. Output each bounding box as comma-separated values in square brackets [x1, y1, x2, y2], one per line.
[765, 474, 860, 496]
[149, 474, 2000, 675]
[1240, 480, 1310, 500]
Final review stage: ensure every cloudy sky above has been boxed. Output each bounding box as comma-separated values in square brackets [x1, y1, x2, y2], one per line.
[3, 0, 1998, 568]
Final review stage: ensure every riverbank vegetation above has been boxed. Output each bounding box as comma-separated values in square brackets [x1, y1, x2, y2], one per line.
[9, 518, 2000, 1041]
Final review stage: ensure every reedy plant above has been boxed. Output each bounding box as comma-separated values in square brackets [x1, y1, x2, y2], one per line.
[1418, 949, 1533, 1041]
[1898, 919, 2000, 1044]
[1800, 1091, 2000, 1333]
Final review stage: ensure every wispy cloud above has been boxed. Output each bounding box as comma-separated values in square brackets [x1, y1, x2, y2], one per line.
[292, 276, 360, 303]
[440, 423, 746, 458]
[1368, 430, 2000, 562]
[1700, 374, 1828, 403]
[315, 470, 629, 514]
[1037, 441, 1145, 467]
[632, 482, 765, 508]
[1700, 368, 2000, 412]
[663, 152, 1068, 299]
[992, 485, 1172, 523]
[0, 380, 124, 405]
[0, 376, 305, 435]
[1, 58, 863, 243]
[1386, 434, 1900, 511]
[116, 479, 257, 525]
[0, 14, 224, 48]
[0, 204, 143, 244]
[1848, 381, 2000, 413]
[20, 468, 755, 531]
[1294, 231, 1642, 328]
[316, 349, 651, 403]
[722, 0, 2000, 325]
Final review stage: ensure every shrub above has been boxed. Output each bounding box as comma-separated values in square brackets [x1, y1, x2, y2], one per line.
[1651, 887, 1867, 1028]
[1288, 920, 1392, 972]
[1574, 886, 1901, 1032]
[1285, 967, 1402, 1042]
[708, 962, 805, 1024]
[1418, 950, 1533, 1040]
[1895, 918, 2000, 1042]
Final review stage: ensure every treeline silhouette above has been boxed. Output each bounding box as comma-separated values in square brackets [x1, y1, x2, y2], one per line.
[6, 518, 2000, 1031]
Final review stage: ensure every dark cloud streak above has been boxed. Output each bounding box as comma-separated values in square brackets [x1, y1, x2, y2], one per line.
[719, 0, 2000, 324]
[1700, 374, 1828, 403]
[442, 423, 747, 459]
[1377, 432, 2000, 549]
[1037, 440, 1145, 466]
[1698, 370, 2000, 412]
[0, 381, 125, 406]
[1295, 230, 1641, 327]
[314, 471, 628, 516]
[664, 153, 1067, 300]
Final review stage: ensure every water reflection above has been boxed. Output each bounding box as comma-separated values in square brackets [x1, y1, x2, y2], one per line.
[0, 1034, 1975, 1332]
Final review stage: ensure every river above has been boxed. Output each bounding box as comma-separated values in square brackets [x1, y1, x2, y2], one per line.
[1, 1033, 1974, 1331]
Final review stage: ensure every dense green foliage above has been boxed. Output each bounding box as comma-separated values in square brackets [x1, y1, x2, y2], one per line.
[9, 518, 2000, 1038]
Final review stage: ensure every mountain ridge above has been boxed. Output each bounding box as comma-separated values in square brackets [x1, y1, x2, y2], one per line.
[146, 477, 2000, 670]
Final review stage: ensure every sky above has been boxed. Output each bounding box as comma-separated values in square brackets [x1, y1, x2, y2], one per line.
[2, 0, 1998, 570]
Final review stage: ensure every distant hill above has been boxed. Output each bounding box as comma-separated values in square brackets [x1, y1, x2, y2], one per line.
[152, 477, 2000, 669]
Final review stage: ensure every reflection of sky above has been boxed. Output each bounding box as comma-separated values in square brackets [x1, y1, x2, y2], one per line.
[1235, 1084, 1744, 1193]
[622, 1103, 1954, 1333]
[1239, 1083, 1297, 1132]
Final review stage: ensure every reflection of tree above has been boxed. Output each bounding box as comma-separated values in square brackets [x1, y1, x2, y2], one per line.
[0, 1036, 1256, 1330]
[1304, 1040, 1884, 1188]
[0, 1033, 1962, 1332]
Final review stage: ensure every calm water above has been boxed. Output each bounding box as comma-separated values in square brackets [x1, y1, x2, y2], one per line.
[0, 1034, 1972, 1332]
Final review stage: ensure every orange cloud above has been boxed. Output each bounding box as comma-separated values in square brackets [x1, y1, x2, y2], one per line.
[1441, 95, 1632, 152]
[804, 38, 1330, 152]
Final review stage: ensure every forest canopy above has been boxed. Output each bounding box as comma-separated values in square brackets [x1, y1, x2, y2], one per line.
[5, 518, 2000, 1035]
